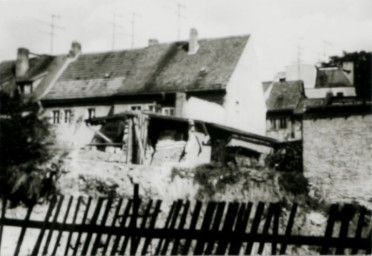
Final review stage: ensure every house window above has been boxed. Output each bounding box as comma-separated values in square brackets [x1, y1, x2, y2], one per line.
[64, 109, 72, 123]
[131, 105, 142, 111]
[52, 110, 60, 124]
[162, 107, 175, 116]
[279, 118, 287, 129]
[148, 105, 156, 112]
[270, 118, 277, 129]
[88, 108, 95, 119]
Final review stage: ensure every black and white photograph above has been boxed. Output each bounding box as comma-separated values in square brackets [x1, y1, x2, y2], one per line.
[0, 0, 371, 255]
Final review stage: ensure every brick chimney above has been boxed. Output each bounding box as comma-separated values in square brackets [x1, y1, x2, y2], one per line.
[15, 48, 29, 78]
[148, 39, 159, 46]
[68, 41, 81, 60]
[188, 28, 199, 55]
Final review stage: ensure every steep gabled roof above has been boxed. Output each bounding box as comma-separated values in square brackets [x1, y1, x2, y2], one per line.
[262, 81, 272, 92]
[265, 80, 304, 111]
[0, 56, 55, 93]
[315, 68, 353, 88]
[43, 35, 249, 100]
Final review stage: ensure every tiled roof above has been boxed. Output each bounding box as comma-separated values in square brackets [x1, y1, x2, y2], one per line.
[262, 81, 272, 92]
[265, 80, 304, 111]
[0, 56, 55, 93]
[294, 97, 372, 114]
[315, 68, 353, 88]
[43, 35, 249, 100]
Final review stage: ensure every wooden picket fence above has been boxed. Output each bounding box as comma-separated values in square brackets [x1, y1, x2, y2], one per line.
[0, 188, 371, 255]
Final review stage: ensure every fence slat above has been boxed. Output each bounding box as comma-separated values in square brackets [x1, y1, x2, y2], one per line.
[365, 228, 372, 254]
[119, 199, 142, 255]
[131, 199, 153, 254]
[215, 202, 240, 255]
[130, 186, 140, 255]
[141, 200, 162, 255]
[42, 196, 65, 255]
[154, 201, 177, 255]
[271, 203, 281, 255]
[14, 205, 34, 256]
[182, 201, 202, 255]
[73, 197, 93, 255]
[194, 201, 218, 255]
[31, 196, 57, 256]
[245, 201, 265, 255]
[351, 207, 365, 254]
[81, 197, 105, 256]
[102, 198, 123, 255]
[161, 199, 184, 255]
[229, 202, 253, 255]
[336, 204, 356, 254]
[0, 198, 7, 253]
[51, 196, 73, 255]
[110, 199, 132, 256]
[258, 203, 279, 254]
[64, 196, 82, 256]
[280, 203, 297, 254]
[91, 199, 113, 255]
[320, 204, 339, 255]
[171, 200, 190, 255]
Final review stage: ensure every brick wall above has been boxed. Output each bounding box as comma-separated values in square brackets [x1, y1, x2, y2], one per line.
[303, 114, 372, 207]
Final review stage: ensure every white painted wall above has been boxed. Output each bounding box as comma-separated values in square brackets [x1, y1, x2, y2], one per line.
[183, 96, 225, 124]
[224, 36, 266, 135]
[44, 102, 157, 147]
[305, 87, 356, 98]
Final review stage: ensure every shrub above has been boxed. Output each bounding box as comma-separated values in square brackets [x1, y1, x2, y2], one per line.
[265, 141, 303, 172]
[0, 90, 57, 206]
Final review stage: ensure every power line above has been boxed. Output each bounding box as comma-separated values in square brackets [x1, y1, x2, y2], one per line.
[36, 13, 65, 54]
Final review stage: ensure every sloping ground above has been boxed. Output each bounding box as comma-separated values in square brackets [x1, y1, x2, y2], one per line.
[1, 149, 370, 255]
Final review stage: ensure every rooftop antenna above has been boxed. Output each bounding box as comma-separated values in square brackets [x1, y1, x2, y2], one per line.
[163, 0, 186, 40]
[297, 36, 304, 79]
[111, 13, 125, 50]
[130, 12, 142, 48]
[36, 12, 65, 54]
[323, 40, 333, 62]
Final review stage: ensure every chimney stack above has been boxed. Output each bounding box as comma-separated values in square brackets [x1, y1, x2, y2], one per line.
[16, 48, 29, 78]
[148, 39, 159, 46]
[68, 41, 81, 60]
[188, 28, 199, 55]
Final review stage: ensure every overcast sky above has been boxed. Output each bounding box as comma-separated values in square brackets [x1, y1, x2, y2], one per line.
[0, 0, 371, 80]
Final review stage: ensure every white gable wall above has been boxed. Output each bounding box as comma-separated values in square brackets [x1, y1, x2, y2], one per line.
[224, 36, 266, 135]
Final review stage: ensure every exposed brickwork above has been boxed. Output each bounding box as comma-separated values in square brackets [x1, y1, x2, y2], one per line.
[303, 114, 372, 208]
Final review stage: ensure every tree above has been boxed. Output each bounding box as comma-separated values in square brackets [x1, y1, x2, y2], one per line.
[322, 51, 372, 99]
[0, 88, 57, 206]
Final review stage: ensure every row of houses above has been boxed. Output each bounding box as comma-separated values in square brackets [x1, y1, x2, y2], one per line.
[1, 30, 371, 202]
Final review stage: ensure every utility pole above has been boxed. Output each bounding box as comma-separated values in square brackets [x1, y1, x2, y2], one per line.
[37, 13, 64, 54]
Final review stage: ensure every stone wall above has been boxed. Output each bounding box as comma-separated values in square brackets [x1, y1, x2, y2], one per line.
[303, 114, 372, 208]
